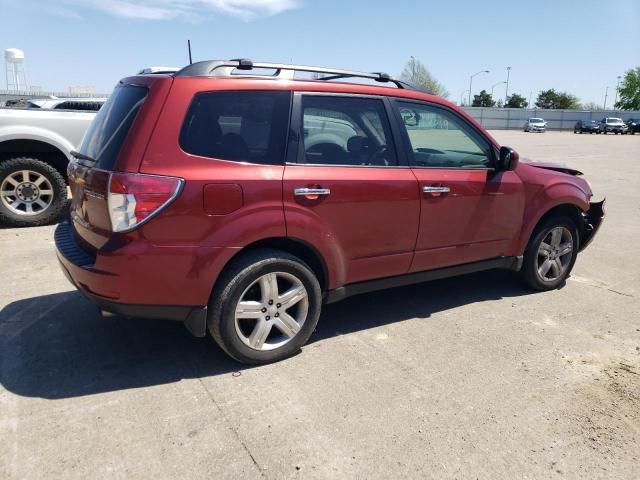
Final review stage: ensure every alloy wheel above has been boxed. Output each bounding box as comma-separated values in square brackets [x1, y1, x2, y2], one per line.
[0, 170, 54, 216]
[536, 227, 573, 282]
[234, 272, 309, 351]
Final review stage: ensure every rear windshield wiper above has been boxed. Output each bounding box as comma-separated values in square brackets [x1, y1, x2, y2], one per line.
[70, 150, 97, 164]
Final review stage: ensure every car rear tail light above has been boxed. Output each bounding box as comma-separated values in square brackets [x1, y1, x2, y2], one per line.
[107, 172, 183, 232]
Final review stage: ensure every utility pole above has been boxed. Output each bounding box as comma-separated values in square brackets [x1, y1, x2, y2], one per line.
[603, 86, 609, 110]
[505, 66, 511, 105]
[469, 70, 489, 106]
[614, 76, 621, 108]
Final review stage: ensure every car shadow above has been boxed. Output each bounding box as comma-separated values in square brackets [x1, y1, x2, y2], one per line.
[0, 270, 532, 399]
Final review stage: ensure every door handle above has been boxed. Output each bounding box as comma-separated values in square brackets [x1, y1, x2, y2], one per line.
[294, 188, 331, 196]
[423, 186, 450, 194]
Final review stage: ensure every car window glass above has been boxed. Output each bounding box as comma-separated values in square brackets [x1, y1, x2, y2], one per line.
[180, 91, 291, 165]
[300, 96, 398, 167]
[396, 101, 491, 169]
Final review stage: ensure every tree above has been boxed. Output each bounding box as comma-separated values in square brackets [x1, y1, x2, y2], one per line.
[535, 89, 581, 109]
[504, 93, 528, 108]
[472, 90, 495, 107]
[582, 102, 603, 111]
[400, 58, 449, 98]
[614, 67, 640, 110]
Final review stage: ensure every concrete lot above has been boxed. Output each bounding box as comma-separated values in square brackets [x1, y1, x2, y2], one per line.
[1, 131, 639, 479]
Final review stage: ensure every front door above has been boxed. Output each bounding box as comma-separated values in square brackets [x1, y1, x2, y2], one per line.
[283, 94, 420, 286]
[393, 100, 524, 272]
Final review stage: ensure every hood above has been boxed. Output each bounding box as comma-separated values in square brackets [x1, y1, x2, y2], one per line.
[520, 159, 583, 176]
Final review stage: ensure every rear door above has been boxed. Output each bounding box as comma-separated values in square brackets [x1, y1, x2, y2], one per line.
[283, 93, 420, 285]
[392, 100, 524, 272]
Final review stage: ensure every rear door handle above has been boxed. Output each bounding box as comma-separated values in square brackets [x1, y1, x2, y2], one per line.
[423, 186, 450, 194]
[294, 188, 331, 196]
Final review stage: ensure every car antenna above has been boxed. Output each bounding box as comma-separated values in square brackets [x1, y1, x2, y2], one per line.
[187, 39, 193, 65]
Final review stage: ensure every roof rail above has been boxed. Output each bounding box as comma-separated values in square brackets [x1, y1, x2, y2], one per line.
[174, 59, 431, 93]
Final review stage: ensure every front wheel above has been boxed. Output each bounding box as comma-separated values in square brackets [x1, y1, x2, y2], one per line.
[520, 217, 579, 291]
[0, 157, 67, 227]
[208, 249, 322, 364]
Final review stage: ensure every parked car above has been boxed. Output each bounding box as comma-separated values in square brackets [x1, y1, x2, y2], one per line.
[599, 117, 628, 134]
[55, 59, 605, 364]
[0, 99, 105, 227]
[625, 118, 640, 135]
[523, 118, 547, 132]
[574, 120, 600, 134]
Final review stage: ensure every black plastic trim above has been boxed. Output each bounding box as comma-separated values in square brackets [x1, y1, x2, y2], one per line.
[324, 257, 521, 304]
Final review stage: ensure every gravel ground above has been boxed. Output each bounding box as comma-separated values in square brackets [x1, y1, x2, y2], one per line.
[1, 131, 639, 479]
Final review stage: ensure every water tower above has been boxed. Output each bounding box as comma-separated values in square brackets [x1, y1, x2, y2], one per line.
[5, 48, 28, 91]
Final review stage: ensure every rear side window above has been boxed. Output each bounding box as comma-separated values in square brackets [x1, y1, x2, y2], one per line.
[300, 95, 398, 167]
[180, 91, 291, 165]
[80, 85, 147, 170]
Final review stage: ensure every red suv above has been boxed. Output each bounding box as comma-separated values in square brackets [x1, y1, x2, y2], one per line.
[55, 59, 604, 364]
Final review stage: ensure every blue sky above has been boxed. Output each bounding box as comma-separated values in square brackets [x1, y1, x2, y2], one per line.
[1, 0, 639, 105]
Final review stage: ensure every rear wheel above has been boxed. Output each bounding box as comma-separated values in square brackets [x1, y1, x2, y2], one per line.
[208, 249, 322, 364]
[0, 157, 67, 227]
[520, 216, 579, 291]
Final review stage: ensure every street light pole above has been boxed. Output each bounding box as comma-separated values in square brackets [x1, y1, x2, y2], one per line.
[614, 76, 621, 108]
[469, 69, 489, 106]
[603, 86, 609, 110]
[505, 66, 511, 104]
[491, 81, 507, 102]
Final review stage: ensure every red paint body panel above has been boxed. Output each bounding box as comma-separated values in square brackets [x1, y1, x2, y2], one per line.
[410, 169, 525, 271]
[59, 72, 600, 313]
[283, 165, 420, 286]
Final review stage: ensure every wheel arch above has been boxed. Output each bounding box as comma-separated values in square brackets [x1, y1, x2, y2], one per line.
[0, 138, 70, 180]
[213, 237, 330, 295]
[520, 203, 586, 252]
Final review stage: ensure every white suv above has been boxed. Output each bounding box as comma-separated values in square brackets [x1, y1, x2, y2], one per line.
[523, 118, 546, 132]
[599, 118, 628, 135]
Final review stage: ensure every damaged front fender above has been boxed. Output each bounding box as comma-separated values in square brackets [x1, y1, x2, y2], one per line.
[579, 200, 605, 251]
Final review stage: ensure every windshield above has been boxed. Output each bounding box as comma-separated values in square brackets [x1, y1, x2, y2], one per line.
[530, 118, 544, 124]
[79, 85, 147, 169]
[607, 118, 624, 124]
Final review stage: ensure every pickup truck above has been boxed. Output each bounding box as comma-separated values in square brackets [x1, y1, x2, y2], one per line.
[0, 99, 104, 227]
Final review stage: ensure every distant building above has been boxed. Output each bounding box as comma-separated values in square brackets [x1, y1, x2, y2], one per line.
[68, 85, 97, 95]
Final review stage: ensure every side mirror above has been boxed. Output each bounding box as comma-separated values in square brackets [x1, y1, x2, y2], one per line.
[497, 146, 519, 171]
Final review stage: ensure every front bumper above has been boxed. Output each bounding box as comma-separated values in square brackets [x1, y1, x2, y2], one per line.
[54, 222, 209, 337]
[579, 200, 605, 251]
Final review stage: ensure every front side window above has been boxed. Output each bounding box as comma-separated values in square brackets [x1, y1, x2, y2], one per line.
[180, 91, 291, 164]
[396, 101, 492, 169]
[300, 96, 398, 166]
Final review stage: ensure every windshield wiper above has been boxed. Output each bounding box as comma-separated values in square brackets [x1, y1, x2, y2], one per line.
[70, 150, 97, 163]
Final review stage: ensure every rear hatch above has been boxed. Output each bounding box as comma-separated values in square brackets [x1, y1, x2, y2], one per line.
[68, 76, 173, 253]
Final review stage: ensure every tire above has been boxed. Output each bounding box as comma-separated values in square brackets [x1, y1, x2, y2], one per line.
[0, 157, 67, 228]
[519, 216, 579, 291]
[208, 248, 322, 365]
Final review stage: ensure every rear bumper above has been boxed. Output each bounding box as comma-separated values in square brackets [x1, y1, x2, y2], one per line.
[579, 199, 605, 251]
[54, 222, 235, 337]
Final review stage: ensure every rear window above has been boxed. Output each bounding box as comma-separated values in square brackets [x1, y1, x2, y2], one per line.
[180, 91, 291, 165]
[79, 85, 147, 170]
